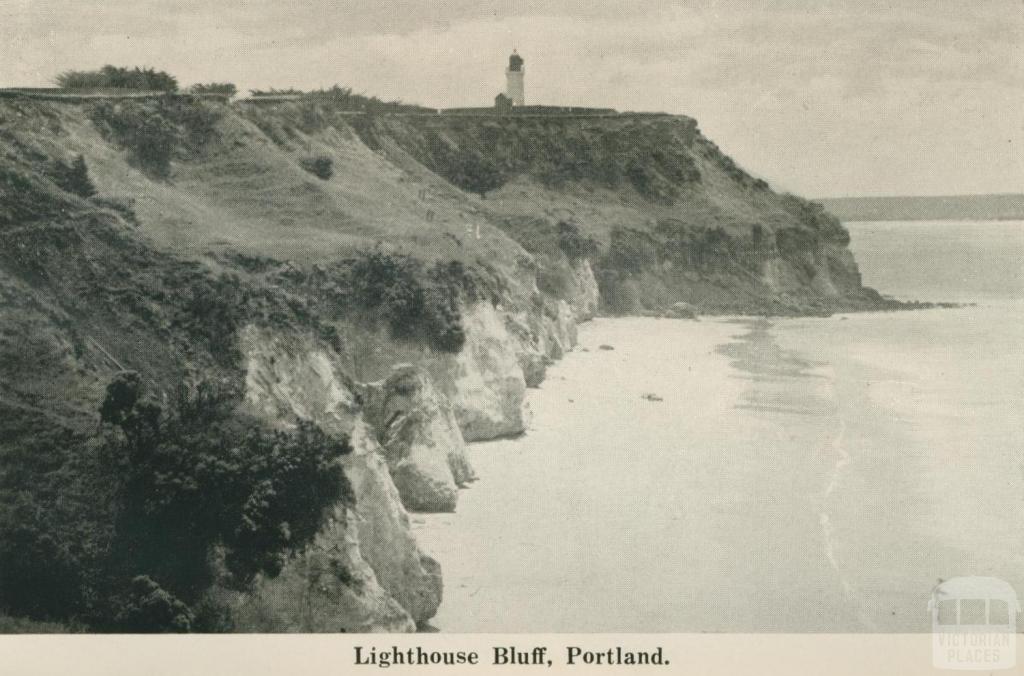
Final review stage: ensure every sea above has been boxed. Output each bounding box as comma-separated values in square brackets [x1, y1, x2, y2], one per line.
[413, 220, 1024, 632]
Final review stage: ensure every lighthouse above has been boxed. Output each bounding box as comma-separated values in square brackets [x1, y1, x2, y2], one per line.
[505, 50, 525, 106]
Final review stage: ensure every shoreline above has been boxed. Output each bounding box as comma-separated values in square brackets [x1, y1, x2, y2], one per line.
[411, 301, 1023, 632]
[411, 316, 747, 632]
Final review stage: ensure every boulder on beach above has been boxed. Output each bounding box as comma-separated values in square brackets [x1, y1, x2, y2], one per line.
[518, 351, 549, 388]
[663, 301, 699, 319]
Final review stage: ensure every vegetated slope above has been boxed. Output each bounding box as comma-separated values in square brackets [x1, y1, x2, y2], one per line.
[0, 92, 893, 631]
[0, 123, 367, 629]
[3, 95, 891, 318]
[0, 94, 546, 631]
[816, 193, 1024, 222]
[351, 112, 893, 314]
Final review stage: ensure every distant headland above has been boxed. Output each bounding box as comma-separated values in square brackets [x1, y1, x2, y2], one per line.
[816, 193, 1024, 222]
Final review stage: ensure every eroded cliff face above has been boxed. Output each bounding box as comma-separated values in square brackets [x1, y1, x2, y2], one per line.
[347, 110, 890, 316]
[425, 302, 529, 441]
[237, 326, 443, 630]
[0, 93, 891, 634]
[230, 266, 597, 627]
[362, 364, 476, 513]
[218, 500, 416, 633]
[569, 260, 601, 321]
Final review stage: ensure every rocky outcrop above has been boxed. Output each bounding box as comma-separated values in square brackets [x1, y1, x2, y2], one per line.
[427, 303, 528, 441]
[663, 301, 698, 319]
[568, 260, 600, 321]
[504, 313, 549, 388]
[504, 261, 596, 390]
[342, 421, 443, 623]
[217, 501, 416, 633]
[543, 300, 578, 359]
[363, 364, 475, 513]
[238, 326, 442, 628]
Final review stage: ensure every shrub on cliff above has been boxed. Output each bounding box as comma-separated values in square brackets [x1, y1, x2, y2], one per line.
[56, 66, 178, 91]
[602, 227, 660, 276]
[51, 155, 96, 198]
[0, 373, 354, 631]
[188, 82, 237, 97]
[89, 98, 223, 177]
[343, 250, 479, 353]
[556, 221, 600, 262]
[110, 576, 194, 633]
[299, 155, 334, 180]
[100, 375, 354, 593]
[89, 102, 177, 177]
[0, 166, 72, 225]
[423, 132, 506, 196]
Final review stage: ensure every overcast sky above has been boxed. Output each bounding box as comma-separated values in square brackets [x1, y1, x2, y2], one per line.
[2, 0, 1021, 197]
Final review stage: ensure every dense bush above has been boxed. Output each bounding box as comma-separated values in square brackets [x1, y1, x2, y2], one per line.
[343, 250, 479, 352]
[0, 165, 69, 225]
[169, 272, 250, 364]
[0, 425, 116, 623]
[601, 227, 659, 276]
[91, 196, 139, 225]
[89, 102, 177, 177]
[299, 155, 334, 180]
[89, 99, 223, 177]
[100, 374, 353, 594]
[0, 373, 353, 631]
[188, 82, 237, 97]
[111, 576, 194, 633]
[423, 132, 506, 196]
[556, 221, 599, 262]
[405, 119, 700, 201]
[249, 85, 433, 114]
[51, 155, 96, 198]
[56, 66, 178, 92]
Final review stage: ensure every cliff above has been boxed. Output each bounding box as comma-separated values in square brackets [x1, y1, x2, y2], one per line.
[0, 93, 892, 632]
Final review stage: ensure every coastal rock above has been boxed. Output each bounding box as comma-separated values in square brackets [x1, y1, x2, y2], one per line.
[217, 501, 416, 633]
[505, 313, 549, 388]
[519, 351, 549, 388]
[428, 303, 527, 441]
[343, 421, 443, 624]
[363, 364, 476, 513]
[517, 299, 577, 365]
[239, 326, 442, 626]
[568, 259, 600, 321]
[544, 300, 578, 358]
[663, 301, 698, 319]
[241, 325, 360, 432]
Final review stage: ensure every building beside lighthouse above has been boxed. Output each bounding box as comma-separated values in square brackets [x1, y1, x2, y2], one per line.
[505, 50, 525, 106]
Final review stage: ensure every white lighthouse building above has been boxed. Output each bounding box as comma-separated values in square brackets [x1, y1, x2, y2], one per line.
[505, 50, 525, 106]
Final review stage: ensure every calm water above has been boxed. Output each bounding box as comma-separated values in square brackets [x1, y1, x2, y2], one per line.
[414, 220, 1024, 632]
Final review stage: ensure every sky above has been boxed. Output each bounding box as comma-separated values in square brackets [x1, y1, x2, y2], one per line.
[2, 0, 1021, 197]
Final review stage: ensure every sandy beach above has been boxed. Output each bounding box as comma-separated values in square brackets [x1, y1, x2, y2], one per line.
[413, 220, 1024, 633]
[413, 315, 857, 632]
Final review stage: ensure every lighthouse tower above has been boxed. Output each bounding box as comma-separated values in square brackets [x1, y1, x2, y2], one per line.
[505, 50, 525, 106]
